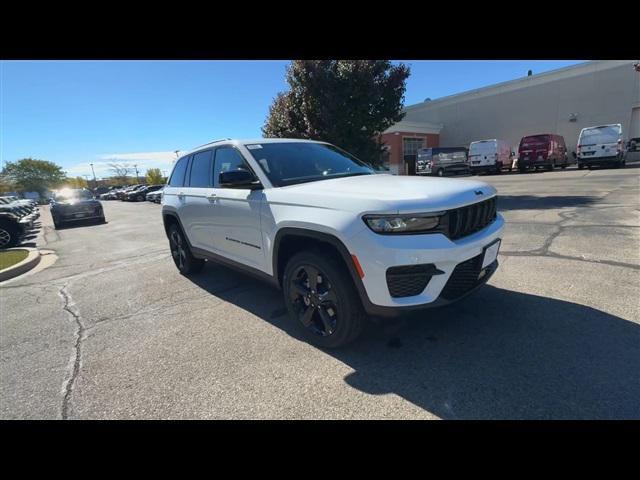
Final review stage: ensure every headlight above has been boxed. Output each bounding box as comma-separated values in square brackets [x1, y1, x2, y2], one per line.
[363, 213, 443, 234]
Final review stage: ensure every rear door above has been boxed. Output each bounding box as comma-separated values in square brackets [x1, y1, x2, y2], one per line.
[520, 135, 549, 161]
[163, 154, 191, 217]
[179, 149, 216, 250]
[579, 125, 621, 159]
[469, 141, 496, 167]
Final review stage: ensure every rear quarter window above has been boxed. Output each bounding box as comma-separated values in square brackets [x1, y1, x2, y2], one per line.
[168, 156, 190, 187]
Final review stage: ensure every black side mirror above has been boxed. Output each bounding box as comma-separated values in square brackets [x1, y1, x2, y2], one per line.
[219, 170, 261, 189]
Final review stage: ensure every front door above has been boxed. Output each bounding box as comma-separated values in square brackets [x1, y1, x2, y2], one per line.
[209, 146, 266, 271]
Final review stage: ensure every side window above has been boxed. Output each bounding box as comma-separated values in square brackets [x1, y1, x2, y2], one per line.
[188, 150, 213, 187]
[168, 156, 190, 187]
[213, 147, 250, 187]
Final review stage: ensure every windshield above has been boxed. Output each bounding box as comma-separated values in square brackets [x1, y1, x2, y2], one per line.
[54, 189, 93, 201]
[244, 142, 375, 187]
[580, 125, 621, 145]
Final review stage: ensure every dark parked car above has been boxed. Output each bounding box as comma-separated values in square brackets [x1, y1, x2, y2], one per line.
[124, 184, 163, 202]
[117, 184, 145, 200]
[50, 189, 105, 229]
[517, 134, 569, 172]
[416, 147, 470, 176]
[0, 198, 39, 248]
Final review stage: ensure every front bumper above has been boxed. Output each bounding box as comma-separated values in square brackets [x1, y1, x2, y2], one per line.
[348, 213, 505, 312]
[54, 206, 103, 222]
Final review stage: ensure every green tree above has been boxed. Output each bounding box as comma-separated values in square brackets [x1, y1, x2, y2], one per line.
[262, 60, 410, 167]
[0, 173, 16, 193]
[145, 168, 164, 184]
[65, 176, 88, 189]
[1, 158, 66, 195]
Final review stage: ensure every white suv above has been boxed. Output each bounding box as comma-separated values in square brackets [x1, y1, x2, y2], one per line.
[162, 138, 504, 348]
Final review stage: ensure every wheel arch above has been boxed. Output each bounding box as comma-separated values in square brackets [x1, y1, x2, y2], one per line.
[272, 227, 370, 303]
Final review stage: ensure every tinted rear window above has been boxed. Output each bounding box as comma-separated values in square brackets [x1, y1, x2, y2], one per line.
[580, 126, 621, 145]
[169, 156, 190, 187]
[189, 150, 213, 187]
[521, 135, 550, 147]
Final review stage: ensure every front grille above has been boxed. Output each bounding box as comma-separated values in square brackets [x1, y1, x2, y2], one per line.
[440, 253, 497, 301]
[386, 264, 436, 298]
[445, 197, 497, 240]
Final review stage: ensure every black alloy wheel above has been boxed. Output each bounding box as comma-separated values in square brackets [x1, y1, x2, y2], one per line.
[168, 224, 204, 275]
[283, 251, 367, 348]
[289, 264, 339, 337]
[0, 223, 19, 249]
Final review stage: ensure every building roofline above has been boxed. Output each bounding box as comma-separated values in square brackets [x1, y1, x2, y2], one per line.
[403, 60, 635, 112]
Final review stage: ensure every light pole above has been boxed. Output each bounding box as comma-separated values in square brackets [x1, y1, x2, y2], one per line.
[134, 164, 140, 183]
[89, 163, 97, 189]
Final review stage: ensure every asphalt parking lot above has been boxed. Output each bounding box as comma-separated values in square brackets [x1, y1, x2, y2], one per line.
[1, 164, 639, 419]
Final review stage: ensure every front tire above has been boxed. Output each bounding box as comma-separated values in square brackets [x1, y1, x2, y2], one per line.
[437, 168, 445, 177]
[0, 222, 20, 249]
[282, 250, 366, 348]
[168, 224, 204, 275]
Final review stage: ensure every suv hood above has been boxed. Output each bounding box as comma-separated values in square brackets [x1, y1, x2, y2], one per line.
[267, 174, 497, 213]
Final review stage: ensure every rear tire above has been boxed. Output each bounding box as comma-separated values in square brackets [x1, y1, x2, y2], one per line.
[437, 168, 445, 177]
[168, 224, 204, 275]
[282, 250, 367, 349]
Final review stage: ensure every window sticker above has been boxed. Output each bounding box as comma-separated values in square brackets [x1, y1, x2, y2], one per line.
[246, 144, 263, 150]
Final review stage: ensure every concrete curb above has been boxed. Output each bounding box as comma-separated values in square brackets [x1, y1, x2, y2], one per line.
[0, 248, 42, 283]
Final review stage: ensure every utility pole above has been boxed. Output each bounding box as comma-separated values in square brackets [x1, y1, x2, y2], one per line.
[89, 163, 97, 189]
[134, 164, 140, 183]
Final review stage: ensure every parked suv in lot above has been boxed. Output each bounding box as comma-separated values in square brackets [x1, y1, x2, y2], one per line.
[162, 139, 504, 347]
[50, 188, 105, 229]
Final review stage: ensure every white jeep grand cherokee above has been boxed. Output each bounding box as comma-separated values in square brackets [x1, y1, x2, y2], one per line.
[162, 138, 504, 348]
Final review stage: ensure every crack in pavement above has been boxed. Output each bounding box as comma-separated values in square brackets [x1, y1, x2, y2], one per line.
[58, 283, 85, 420]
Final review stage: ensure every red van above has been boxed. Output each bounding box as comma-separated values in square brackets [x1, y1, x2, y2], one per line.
[517, 134, 569, 172]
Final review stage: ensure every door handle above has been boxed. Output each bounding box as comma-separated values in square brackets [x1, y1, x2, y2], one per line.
[178, 192, 185, 198]
[206, 193, 217, 203]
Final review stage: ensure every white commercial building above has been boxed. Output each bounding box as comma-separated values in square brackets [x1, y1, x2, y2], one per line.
[381, 60, 640, 174]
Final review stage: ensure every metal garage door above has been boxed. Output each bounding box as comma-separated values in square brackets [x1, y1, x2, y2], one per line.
[630, 107, 640, 138]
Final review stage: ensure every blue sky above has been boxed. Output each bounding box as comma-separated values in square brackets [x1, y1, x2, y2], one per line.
[1, 60, 584, 178]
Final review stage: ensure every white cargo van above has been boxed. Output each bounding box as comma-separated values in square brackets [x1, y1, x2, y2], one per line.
[575, 124, 626, 169]
[468, 139, 512, 175]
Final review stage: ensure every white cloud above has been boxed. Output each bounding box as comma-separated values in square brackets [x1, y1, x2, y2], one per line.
[65, 151, 183, 178]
